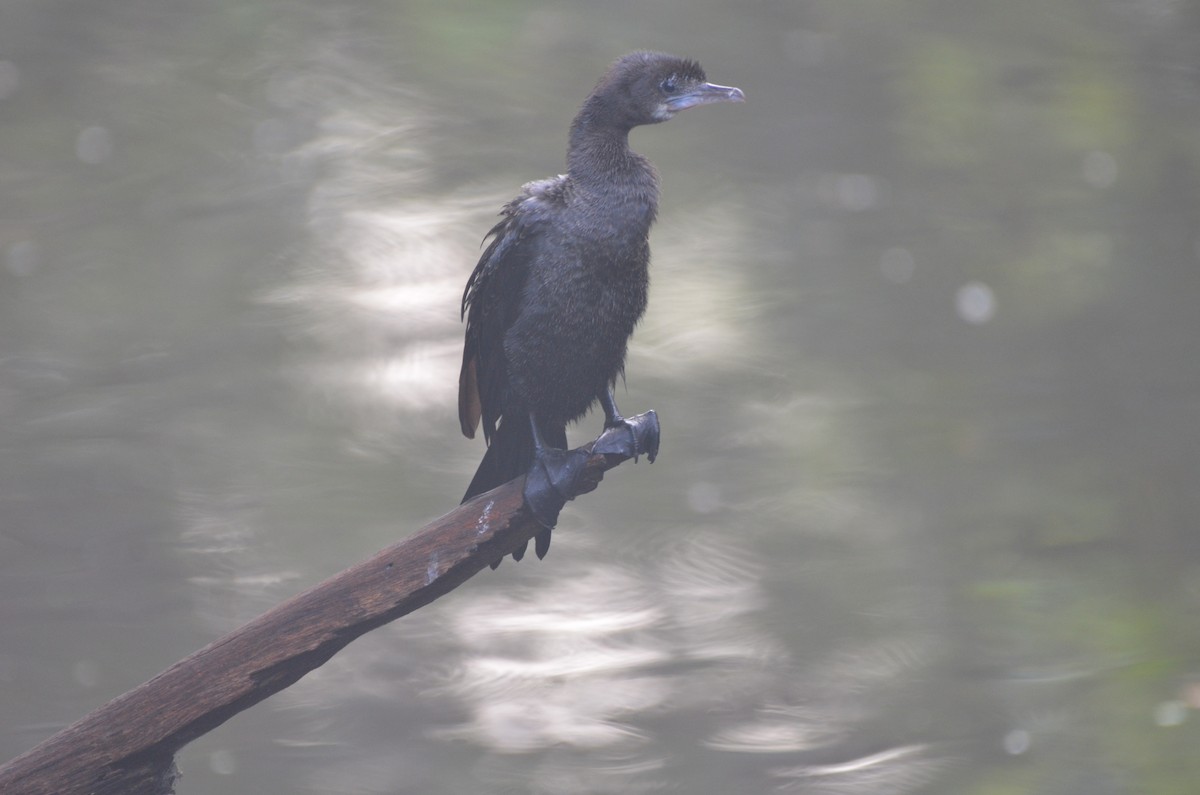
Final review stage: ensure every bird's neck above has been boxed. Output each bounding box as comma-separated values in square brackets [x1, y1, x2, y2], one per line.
[566, 113, 659, 207]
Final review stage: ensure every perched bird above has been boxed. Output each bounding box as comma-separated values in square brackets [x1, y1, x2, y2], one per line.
[459, 51, 744, 563]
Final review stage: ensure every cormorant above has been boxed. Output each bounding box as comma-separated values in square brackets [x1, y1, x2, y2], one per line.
[459, 51, 744, 564]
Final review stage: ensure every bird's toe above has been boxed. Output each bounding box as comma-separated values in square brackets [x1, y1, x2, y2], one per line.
[594, 410, 660, 463]
[524, 447, 591, 529]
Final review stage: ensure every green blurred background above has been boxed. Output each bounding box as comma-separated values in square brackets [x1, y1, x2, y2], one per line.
[2, 1, 1199, 793]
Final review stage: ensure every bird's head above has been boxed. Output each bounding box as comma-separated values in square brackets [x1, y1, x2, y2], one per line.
[585, 51, 745, 129]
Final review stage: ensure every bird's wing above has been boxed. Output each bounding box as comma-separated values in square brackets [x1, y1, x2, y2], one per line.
[459, 182, 559, 441]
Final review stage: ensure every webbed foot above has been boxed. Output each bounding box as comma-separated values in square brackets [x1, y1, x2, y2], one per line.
[523, 446, 591, 529]
[593, 409, 660, 463]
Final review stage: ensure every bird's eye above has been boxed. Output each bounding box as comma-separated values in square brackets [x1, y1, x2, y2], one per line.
[660, 76, 679, 94]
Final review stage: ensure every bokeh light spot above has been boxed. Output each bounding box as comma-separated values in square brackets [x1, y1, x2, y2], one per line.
[955, 281, 996, 324]
[1003, 729, 1031, 755]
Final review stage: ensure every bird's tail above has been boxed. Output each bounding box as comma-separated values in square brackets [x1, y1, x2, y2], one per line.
[462, 416, 565, 564]
[463, 415, 536, 503]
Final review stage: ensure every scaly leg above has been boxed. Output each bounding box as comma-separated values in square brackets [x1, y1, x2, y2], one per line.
[593, 388, 660, 463]
[523, 413, 591, 534]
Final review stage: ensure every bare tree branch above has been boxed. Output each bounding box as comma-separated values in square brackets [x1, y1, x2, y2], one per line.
[0, 446, 629, 795]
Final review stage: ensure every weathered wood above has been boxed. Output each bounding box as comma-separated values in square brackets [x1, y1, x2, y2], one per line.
[0, 448, 623, 795]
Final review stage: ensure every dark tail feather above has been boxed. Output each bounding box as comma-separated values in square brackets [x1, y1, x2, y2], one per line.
[463, 415, 536, 503]
[463, 416, 566, 565]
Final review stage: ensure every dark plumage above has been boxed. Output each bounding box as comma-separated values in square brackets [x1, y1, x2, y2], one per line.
[459, 52, 743, 563]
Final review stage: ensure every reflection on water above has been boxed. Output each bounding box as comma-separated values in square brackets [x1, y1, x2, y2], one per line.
[3, 1, 1200, 794]
[434, 534, 769, 756]
[771, 744, 945, 795]
[259, 54, 469, 451]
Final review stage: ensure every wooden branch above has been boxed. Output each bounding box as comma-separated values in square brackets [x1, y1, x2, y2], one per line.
[0, 448, 626, 795]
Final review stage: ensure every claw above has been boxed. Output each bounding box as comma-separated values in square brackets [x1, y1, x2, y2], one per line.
[535, 529, 552, 559]
[593, 410, 660, 463]
[489, 539, 528, 570]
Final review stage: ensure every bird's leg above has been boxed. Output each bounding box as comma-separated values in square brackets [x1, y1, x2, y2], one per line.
[592, 388, 660, 463]
[523, 413, 591, 530]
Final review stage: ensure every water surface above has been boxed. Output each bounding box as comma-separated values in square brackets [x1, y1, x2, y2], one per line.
[2, 2, 1199, 793]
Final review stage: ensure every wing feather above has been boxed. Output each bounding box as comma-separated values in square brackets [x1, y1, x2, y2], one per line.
[459, 205, 533, 442]
[459, 176, 567, 441]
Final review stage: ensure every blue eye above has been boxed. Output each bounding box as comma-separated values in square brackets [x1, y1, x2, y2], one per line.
[660, 76, 679, 94]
